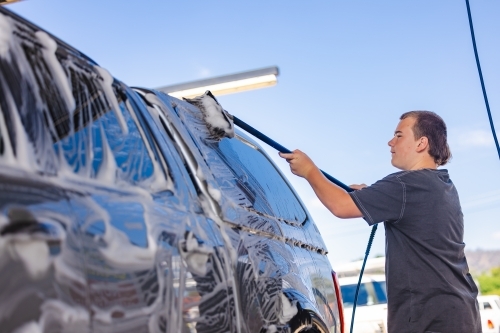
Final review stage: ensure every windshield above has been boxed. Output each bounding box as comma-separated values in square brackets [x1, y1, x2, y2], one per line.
[340, 281, 387, 308]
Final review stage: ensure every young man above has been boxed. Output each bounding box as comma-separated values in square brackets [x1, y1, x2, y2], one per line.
[279, 111, 481, 333]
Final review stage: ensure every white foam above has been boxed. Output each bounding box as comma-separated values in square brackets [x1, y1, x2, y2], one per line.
[267, 325, 277, 333]
[207, 186, 222, 202]
[2, 92, 37, 170]
[9, 239, 51, 279]
[12, 321, 42, 333]
[53, 254, 86, 286]
[100, 225, 156, 270]
[94, 66, 128, 135]
[35, 31, 75, 115]
[77, 195, 158, 270]
[179, 232, 213, 276]
[96, 122, 117, 182]
[39, 299, 90, 331]
[0, 13, 12, 58]
[143, 92, 161, 106]
[192, 92, 234, 138]
[0, 105, 16, 165]
[279, 293, 298, 324]
[0, 233, 52, 279]
[196, 165, 205, 180]
[0, 22, 46, 116]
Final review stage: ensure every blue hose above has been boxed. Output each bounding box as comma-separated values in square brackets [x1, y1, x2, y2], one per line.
[233, 116, 353, 192]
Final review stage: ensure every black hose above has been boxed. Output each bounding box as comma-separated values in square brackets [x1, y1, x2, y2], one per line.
[465, 0, 500, 160]
[349, 224, 378, 333]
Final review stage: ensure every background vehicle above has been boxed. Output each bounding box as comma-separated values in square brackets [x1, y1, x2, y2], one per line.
[478, 295, 500, 333]
[339, 275, 388, 333]
[0, 6, 343, 333]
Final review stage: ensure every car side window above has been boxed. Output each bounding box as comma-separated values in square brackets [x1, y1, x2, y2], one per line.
[483, 302, 492, 310]
[340, 281, 387, 307]
[340, 283, 369, 307]
[56, 100, 154, 184]
[91, 97, 155, 184]
[54, 80, 166, 190]
[210, 135, 307, 224]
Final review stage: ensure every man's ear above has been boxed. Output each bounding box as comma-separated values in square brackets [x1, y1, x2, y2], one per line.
[415, 136, 429, 153]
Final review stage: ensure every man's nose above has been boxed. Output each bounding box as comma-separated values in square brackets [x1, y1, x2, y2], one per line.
[388, 138, 394, 146]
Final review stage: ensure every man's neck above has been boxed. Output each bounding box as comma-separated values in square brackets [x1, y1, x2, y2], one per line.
[408, 159, 437, 170]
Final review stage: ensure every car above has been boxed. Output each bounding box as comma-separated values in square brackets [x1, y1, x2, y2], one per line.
[478, 295, 500, 333]
[0, 6, 344, 333]
[335, 258, 387, 333]
[339, 275, 388, 333]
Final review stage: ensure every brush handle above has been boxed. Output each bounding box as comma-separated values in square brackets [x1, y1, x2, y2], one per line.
[233, 116, 353, 192]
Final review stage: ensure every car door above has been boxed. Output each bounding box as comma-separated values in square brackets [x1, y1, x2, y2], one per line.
[133, 88, 244, 333]
[57, 77, 239, 333]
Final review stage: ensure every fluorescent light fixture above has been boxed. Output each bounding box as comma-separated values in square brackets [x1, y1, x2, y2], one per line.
[156, 66, 279, 99]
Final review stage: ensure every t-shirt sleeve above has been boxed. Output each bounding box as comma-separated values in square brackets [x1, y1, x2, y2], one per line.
[348, 173, 405, 225]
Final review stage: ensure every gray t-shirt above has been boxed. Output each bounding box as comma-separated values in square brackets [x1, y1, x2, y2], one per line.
[349, 169, 481, 333]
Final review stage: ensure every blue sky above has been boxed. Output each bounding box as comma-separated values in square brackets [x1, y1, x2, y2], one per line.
[8, 0, 500, 266]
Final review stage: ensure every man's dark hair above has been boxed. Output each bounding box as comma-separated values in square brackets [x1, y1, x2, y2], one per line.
[400, 110, 452, 166]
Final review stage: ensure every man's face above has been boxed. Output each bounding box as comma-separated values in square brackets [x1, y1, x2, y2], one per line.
[388, 117, 420, 170]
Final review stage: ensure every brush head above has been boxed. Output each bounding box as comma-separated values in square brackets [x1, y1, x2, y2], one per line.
[184, 91, 235, 141]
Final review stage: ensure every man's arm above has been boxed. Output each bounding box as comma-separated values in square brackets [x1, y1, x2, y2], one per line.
[279, 150, 363, 219]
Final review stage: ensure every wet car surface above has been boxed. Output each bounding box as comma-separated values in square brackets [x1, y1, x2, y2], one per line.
[0, 7, 343, 333]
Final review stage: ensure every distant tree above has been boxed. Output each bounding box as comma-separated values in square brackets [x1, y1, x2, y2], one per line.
[477, 267, 500, 295]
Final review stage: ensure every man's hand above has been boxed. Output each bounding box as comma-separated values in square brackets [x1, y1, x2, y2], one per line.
[279, 150, 318, 179]
[279, 149, 363, 218]
[349, 183, 367, 190]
